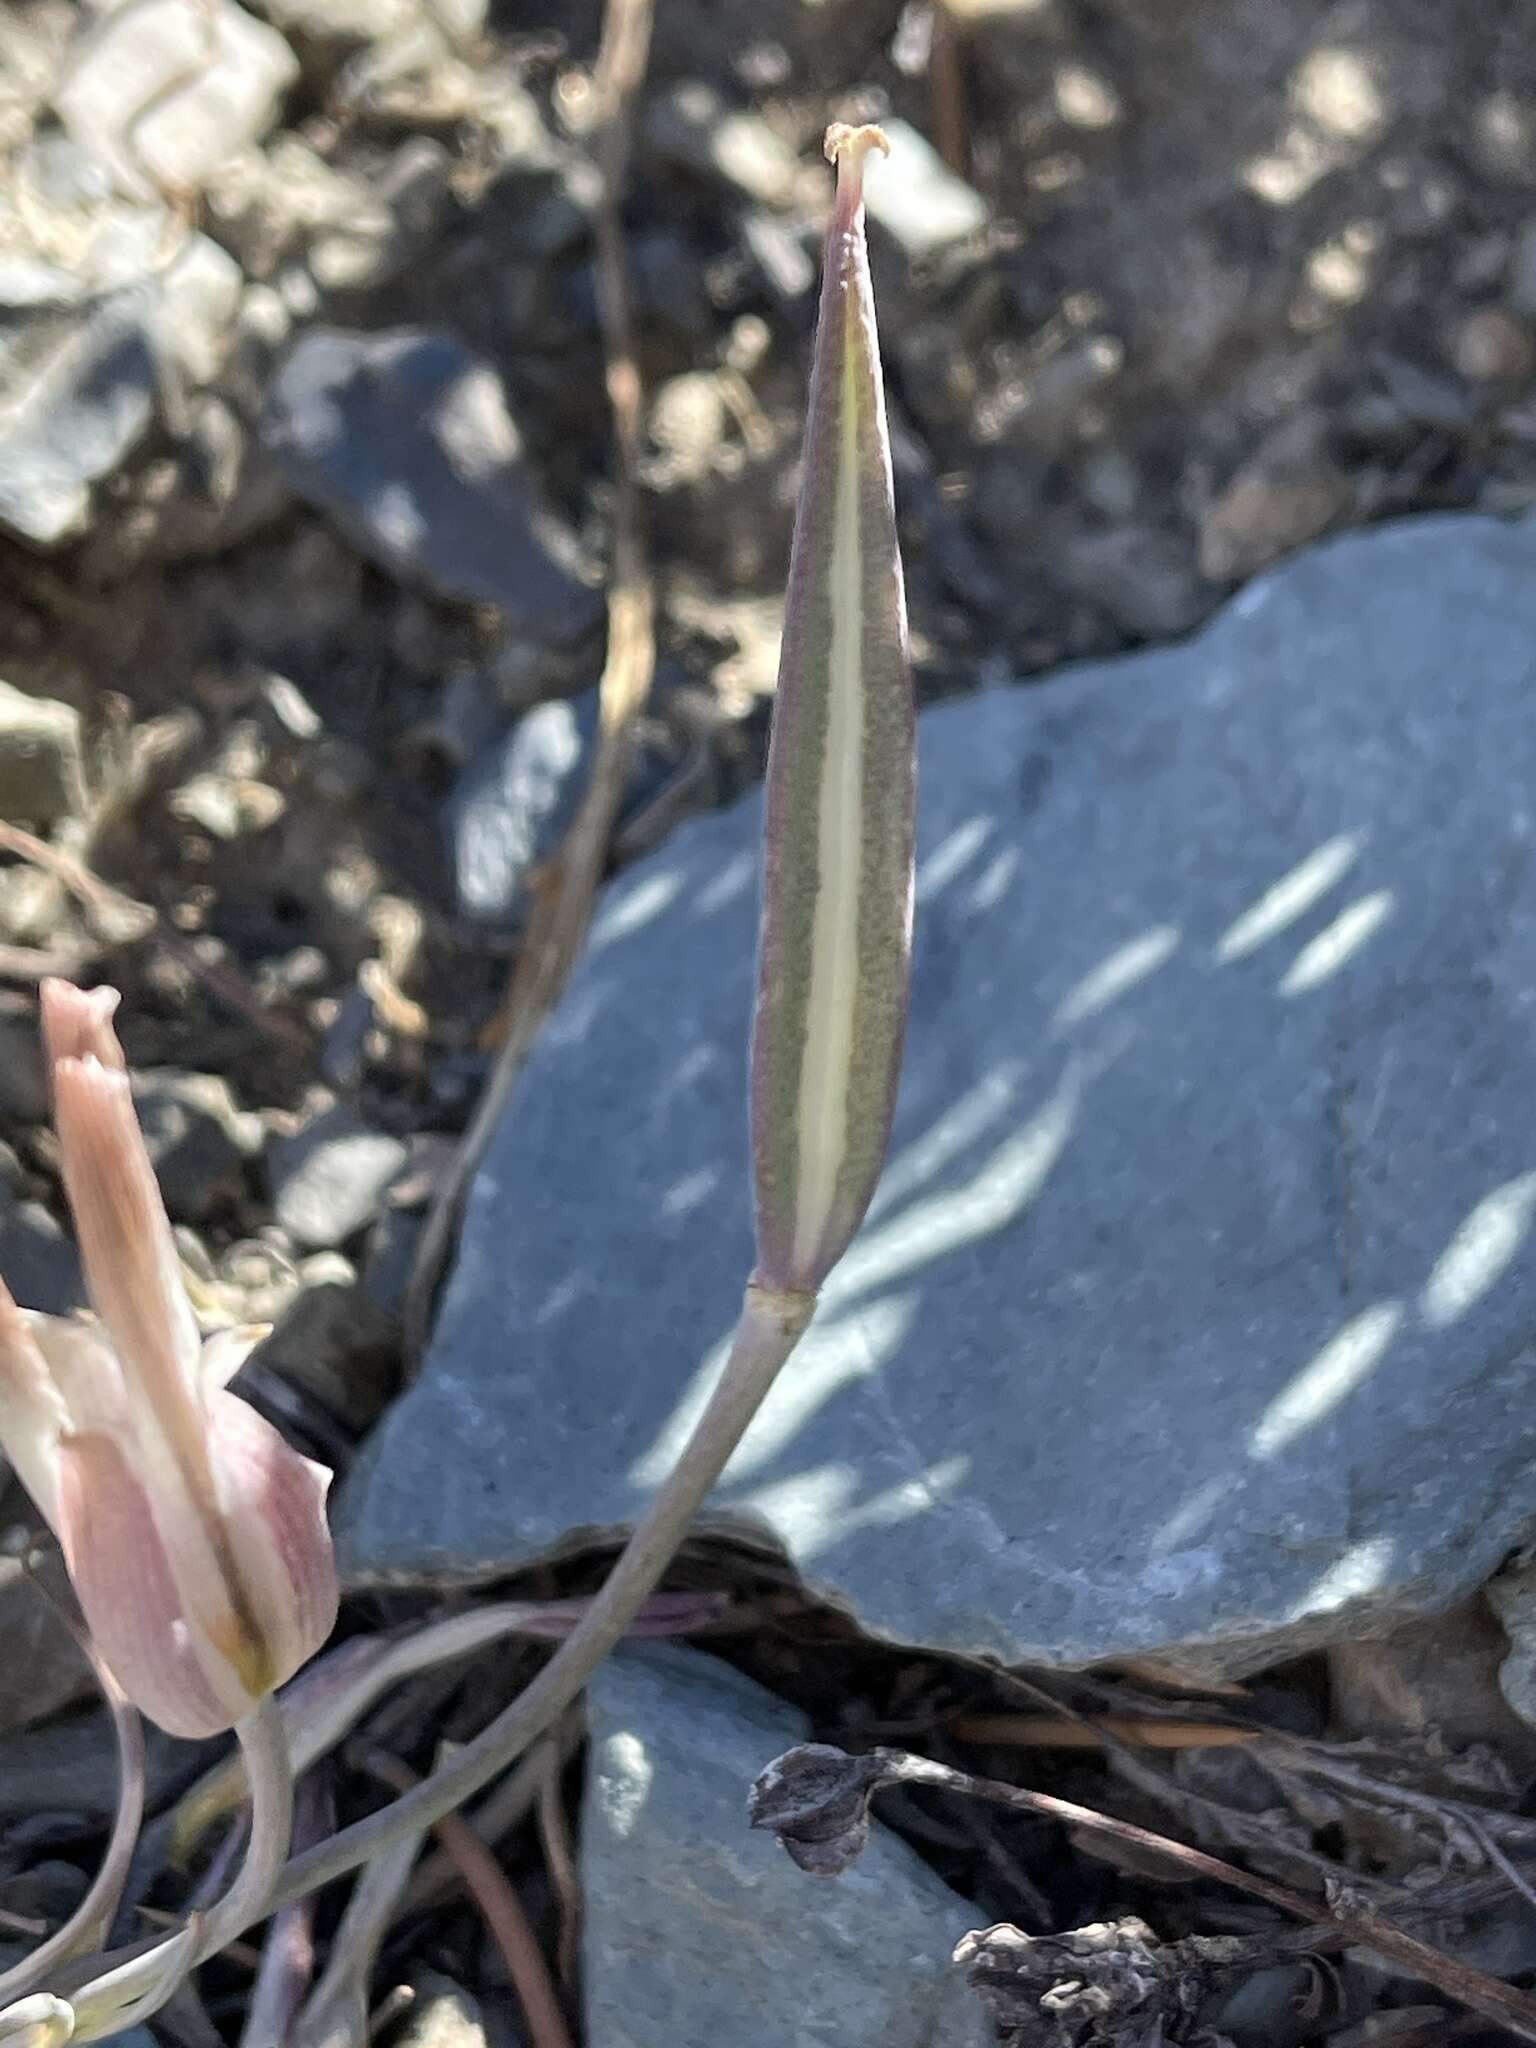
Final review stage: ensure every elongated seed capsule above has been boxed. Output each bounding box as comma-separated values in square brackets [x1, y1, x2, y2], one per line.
[750, 123, 914, 1297]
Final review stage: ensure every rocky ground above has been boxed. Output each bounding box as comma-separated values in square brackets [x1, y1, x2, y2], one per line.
[9, 0, 1536, 2043]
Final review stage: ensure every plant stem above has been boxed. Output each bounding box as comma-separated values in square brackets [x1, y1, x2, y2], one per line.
[0, 1658, 144, 2002]
[36, 1697, 294, 2042]
[255, 1282, 813, 1928]
[199, 1696, 294, 1962]
[359, 1747, 576, 2048]
[289, 1795, 427, 2048]
[238, 1772, 328, 2048]
[170, 1590, 720, 1864]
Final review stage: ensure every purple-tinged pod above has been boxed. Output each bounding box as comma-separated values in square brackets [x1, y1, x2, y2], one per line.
[750, 123, 915, 1297]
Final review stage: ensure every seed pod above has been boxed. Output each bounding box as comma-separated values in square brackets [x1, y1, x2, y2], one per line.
[750, 123, 914, 1297]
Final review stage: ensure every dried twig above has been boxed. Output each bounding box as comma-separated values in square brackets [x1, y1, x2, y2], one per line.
[0, 821, 153, 937]
[0, 821, 310, 1052]
[749, 1744, 1536, 2045]
[950, 1713, 1261, 1750]
[0, 942, 89, 983]
[404, 0, 658, 1362]
[929, 2, 970, 177]
[1248, 1734, 1536, 1916]
[961, 1670, 1398, 1906]
[534, 1737, 581, 1987]
[1460, 1811, 1536, 1923]
[1258, 1737, 1536, 1846]
[360, 1748, 575, 2048]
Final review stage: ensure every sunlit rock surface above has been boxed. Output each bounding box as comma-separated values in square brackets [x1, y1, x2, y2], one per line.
[340, 511, 1536, 1672]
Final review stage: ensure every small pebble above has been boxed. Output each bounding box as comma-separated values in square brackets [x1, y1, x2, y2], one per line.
[0, 682, 84, 826]
[1451, 306, 1536, 383]
[267, 1103, 408, 1251]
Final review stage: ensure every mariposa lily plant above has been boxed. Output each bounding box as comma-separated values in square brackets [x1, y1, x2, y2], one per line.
[249, 116, 917, 1918]
[0, 119, 915, 2038]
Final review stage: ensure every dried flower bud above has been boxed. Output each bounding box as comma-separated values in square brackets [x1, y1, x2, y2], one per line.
[747, 1741, 890, 1876]
[0, 983, 337, 1737]
[750, 124, 914, 1296]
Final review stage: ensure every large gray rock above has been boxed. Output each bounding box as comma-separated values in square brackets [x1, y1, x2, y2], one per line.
[582, 1647, 986, 2048]
[341, 511, 1536, 1673]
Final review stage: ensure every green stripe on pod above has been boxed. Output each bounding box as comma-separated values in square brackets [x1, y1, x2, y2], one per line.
[750, 123, 915, 1297]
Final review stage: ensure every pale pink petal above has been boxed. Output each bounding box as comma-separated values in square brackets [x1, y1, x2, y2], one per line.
[45, 1052, 244, 1696]
[55, 1431, 250, 1738]
[18, 1311, 125, 1435]
[203, 1393, 338, 1688]
[31, 986, 337, 1736]
[39, 979, 126, 1069]
[50, 1056, 203, 1405]
[96, 1389, 337, 1723]
[0, 1282, 67, 1527]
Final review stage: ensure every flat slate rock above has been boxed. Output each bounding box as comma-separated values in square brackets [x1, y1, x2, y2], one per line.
[340, 511, 1536, 1673]
[583, 1647, 987, 2048]
[260, 328, 600, 644]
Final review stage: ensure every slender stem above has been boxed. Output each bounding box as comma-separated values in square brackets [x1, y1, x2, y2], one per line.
[28, 1700, 294, 2043]
[404, 1714, 582, 1915]
[359, 1748, 576, 2048]
[238, 1771, 330, 2048]
[289, 1803, 427, 2048]
[255, 1283, 813, 1927]
[0, 1658, 144, 2002]
[170, 1591, 720, 1864]
[198, 1696, 294, 1962]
